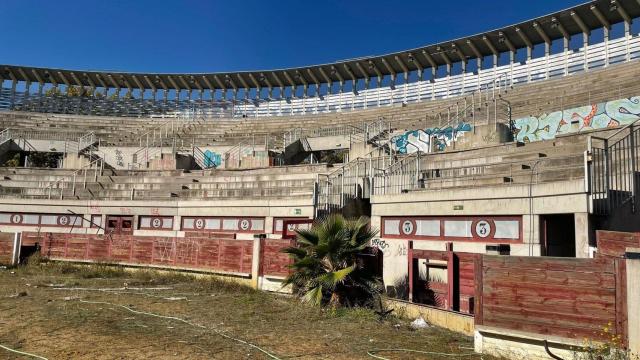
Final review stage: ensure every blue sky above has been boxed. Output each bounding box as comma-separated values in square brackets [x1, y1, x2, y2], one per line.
[0, 0, 587, 73]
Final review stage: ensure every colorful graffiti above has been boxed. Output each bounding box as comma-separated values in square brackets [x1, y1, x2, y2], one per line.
[203, 150, 222, 167]
[514, 96, 640, 142]
[391, 122, 472, 154]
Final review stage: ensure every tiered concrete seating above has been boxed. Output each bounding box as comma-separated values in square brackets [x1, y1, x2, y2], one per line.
[1, 61, 638, 150]
[413, 130, 604, 191]
[0, 164, 327, 200]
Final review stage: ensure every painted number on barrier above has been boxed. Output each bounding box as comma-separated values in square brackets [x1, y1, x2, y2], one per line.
[475, 220, 491, 238]
[58, 215, 70, 226]
[402, 220, 414, 235]
[239, 219, 251, 231]
[194, 219, 205, 230]
[152, 218, 162, 228]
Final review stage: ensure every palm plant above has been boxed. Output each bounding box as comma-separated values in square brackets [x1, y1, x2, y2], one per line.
[282, 215, 382, 307]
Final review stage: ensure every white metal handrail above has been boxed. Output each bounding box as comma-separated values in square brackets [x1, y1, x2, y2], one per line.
[46, 158, 104, 200]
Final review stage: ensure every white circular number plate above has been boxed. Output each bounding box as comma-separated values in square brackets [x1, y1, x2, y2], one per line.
[151, 218, 162, 228]
[401, 220, 414, 235]
[194, 218, 205, 230]
[239, 219, 251, 231]
[475, 220, 491, 238]
[10, 214, 23, 224]
[58, 215, 70, 226]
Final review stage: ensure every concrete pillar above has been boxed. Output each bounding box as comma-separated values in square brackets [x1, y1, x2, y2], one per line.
[526, 46, 532, 83]
[583, 32, 589, 72]
[574, 212, 590, 258]
[563, 37, 569, 76]
[264, 216, 274, 235]
[626, 248, 640, 354]
[604, 27, 610, 67]
[625, 21, 631, 62]
[11, 233, 21, 266]
[172, 215, 181, 232]
[251, 234, 264, 289]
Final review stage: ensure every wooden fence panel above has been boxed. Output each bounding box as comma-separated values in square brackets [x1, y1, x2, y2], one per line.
[597, 230, 640, 258]
[260, 239, 295, 277]
[0, 233, 14, 264]
[33, 232, 253, 276]
[477, 255, 627, 345]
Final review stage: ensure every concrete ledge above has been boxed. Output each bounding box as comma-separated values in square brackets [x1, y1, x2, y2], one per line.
[384, 299, 474, 336]
[474, 325, 600, 360]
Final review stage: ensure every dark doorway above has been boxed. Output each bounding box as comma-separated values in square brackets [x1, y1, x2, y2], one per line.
[541, 214, 576, 257]
[106, 216, 134, 234]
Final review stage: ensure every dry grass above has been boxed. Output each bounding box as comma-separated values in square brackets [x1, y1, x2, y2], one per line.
[0, 258, 488, 359]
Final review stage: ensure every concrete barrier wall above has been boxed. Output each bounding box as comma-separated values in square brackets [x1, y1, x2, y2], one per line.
[385, 299, 474, 336]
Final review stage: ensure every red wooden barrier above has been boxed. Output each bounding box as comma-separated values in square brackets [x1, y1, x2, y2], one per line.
[260, 238, 295, 277]
[34, 232, 254, 275]
[597, 230, 640, 258]
[0, 233, 14, 264]
[476, 255, 627, 346]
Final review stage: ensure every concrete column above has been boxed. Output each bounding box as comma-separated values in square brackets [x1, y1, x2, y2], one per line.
[574, 212, 590, 258]
[625, 21, 631, 62]
[11, 233, 21, 266]
[431, 68, 436, 101]
[172, 215, 181, 232]
[264, 216, 274, 235]
[626, 248, 640, 355]
[10, 79, 17, 108]
[563, 37, 569, 76]
[509, 51, 515, 85]
[604, 27, 610, 67]
[251, 235, 264, 289]
[583, 32, 589, 72]
[526, 46, 532, 83]
[544, 43, 550, 79]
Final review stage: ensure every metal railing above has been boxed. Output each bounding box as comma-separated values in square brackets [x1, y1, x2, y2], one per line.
[193, 145, 217, 169]
[222, 135, 272, 169]
[589, 119, 640, 215]
[1, 36, 638, 119]
[0, 128, 10, 145]
[372, 152, 422, 195]
[131, 119, 179, 168]
[46, 158, 105, 200]
[315, 153, 394, 217]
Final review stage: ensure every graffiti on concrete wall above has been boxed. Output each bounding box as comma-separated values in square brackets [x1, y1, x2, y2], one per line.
[514, 96, 640, 142]
[391, 122, 472, 154]
[114, 149, 124, 167]
[203, 150, 222, 167]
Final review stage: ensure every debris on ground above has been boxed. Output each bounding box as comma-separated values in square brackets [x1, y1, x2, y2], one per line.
[8, 291, 28, 298]
[410, 317, 430, 329]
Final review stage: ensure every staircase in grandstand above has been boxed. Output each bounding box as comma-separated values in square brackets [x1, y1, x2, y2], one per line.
[314, 75, 512, 217]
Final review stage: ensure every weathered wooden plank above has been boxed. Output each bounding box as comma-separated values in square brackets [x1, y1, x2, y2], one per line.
[483, 296, 616, 317]
[483, 255, 615, 273]
[483, 268, 616, 288]
[483, 305, 613, 332]
[485, 317, 607, 342]
[474, 256, 483, 325]
[615, 259, 628, 347]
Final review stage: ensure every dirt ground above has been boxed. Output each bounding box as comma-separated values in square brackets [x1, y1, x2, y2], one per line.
[0, 259, 489, 360]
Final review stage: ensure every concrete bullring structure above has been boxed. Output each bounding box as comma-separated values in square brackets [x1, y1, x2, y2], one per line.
[1, 0, 640, 358]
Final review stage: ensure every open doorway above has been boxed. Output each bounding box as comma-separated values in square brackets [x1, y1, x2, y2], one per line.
[541, 214, 576, 257]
